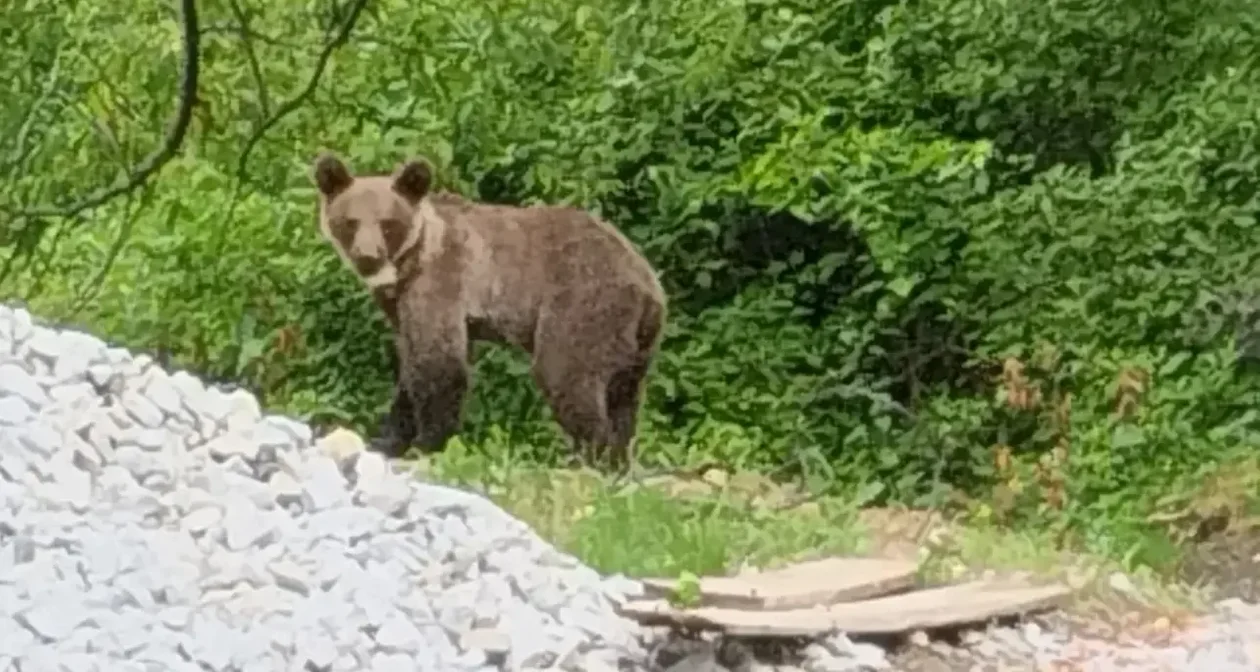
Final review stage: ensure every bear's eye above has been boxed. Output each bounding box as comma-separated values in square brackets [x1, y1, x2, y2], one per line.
[380, 218, 406, 248]
[336, 217, 360, 235]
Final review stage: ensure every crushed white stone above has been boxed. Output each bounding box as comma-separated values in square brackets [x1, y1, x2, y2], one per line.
[0, 303, 653, 671]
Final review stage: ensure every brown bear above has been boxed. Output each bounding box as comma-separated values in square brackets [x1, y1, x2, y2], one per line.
[310, 151, 667, 469]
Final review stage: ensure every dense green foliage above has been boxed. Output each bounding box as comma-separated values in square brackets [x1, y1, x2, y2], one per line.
[4, 0, 1260, 562]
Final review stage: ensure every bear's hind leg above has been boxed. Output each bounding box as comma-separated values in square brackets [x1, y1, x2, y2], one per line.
[530, 351, 613, 469]
[533, 286, 654, 471]
[605, 362, 649, 470]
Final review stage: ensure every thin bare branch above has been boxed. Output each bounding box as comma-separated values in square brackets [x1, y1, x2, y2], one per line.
[200, 22, 307, 50]
[0, 220, 50, 288]
[226, 0, 272, 117]
[5, 0, 201, 220]
[234, 0, 371, 184]
[26, 218, 74, 299]
[70, 186, 153, 314]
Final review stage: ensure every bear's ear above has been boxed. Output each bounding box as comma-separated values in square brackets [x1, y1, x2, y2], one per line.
[312, 153, 353, 197]
[391, 158, 433, 204]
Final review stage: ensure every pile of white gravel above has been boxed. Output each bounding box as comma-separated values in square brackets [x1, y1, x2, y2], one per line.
[0, 303, 660, 671]
[7, 300, 1260, 672]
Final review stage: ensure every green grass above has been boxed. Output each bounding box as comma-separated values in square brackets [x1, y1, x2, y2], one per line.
[417, 438, 867, 577]
[395, 436, 1253, 626]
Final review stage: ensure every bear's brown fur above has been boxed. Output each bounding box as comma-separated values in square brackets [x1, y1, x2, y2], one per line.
[311, 151, 667, 468]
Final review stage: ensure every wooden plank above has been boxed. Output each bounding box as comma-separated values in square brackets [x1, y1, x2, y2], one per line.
[640, 557, 919, 609]
[618, 579, 1072, 637]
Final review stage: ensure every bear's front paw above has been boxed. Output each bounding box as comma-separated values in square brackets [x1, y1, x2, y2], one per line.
[366, 411, 414, 458]
[366, 432, 410, 459]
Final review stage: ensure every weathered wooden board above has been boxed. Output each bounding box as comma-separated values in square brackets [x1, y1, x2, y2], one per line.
[618, 579, 1072, 637]
[640, 557, 919, 610]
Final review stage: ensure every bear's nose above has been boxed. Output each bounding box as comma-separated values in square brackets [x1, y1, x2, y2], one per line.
[354, 255, 385, 277]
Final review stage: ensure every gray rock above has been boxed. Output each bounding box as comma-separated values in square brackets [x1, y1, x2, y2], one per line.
[265, 558, 313, 596]
[47, 381, 99, 415]
[374, 611, 427, 652]
[125, 427, 174, 453]
[15, 601, 88, 641]
[66, 427, 108, 473]
[0, 362, 49, 408]
[41, 451, 93, 512]
[4, 306, 34, 346]
[87, 363, 123, 393]
[0, 396, 34, 425]
[296, 629, 341, 669]
[267, 470, 304, 509]
[221, 388, 262, 432]
[354, 451, 413, 516]
[219, 469, 278, 511]
[303, 454, 354, 511]
[221, 496, 278, 551]
[183, 504, 223, 537]
[15, 420, 59, 459]
[112, 445, 169, 485]
[252, 417, 301, 451]
[205, 431, 260, 463]
[461, 627, 511, 665]
[141, 374, 187, 418]
[120, 390, 165, 428]
[369, 652, 417, 672]
[305, 505, 384, 545]
[804, 635, 890, 672]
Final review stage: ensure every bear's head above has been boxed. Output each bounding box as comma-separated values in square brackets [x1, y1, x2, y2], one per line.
[311, 152, 434, 288]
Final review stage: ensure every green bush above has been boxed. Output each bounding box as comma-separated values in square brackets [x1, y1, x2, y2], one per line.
[3, 0, 1259, 560]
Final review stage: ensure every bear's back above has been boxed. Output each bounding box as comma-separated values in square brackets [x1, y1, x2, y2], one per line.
[430, 194, 660, 293]
[414, 193, 664, 350]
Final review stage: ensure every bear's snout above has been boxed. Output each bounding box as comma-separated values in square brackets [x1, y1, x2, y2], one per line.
[353, 254, 386, 277]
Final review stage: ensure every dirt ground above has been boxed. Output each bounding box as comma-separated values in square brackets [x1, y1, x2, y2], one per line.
[1179, 525, 1260, 603]
[885, 514, 1260, 672]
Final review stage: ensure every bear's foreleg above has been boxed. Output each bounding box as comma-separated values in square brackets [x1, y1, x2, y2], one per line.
[366, 379, 418, 458]
[365, 286, 419, 458]
[395, 291, 470, 454]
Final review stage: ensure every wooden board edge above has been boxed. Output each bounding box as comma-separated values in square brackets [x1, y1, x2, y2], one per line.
[640, 557, 921, 610]
[617, 581, 1074, 638]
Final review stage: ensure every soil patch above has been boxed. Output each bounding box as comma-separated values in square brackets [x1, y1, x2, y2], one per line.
[1178, 524, 1260, 603]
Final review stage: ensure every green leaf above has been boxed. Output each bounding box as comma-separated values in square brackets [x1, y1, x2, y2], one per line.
[887, 276, 915, 298]
[1158, 352, 1191, 377]
[1111, 425, 1145, 450]
[852, 480, 886, 507]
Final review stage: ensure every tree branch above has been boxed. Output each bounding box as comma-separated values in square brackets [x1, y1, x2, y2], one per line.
[226, 0, 272, 117]
[233, 0, 371, 184]
[71, 186, 153, 314]
[6, 0, 200, 220]
[201, 22, 307, 50]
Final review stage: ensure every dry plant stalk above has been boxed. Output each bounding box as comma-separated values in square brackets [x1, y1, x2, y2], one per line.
[1038, 392, 1073, 512]
[993, 443, 1013, 476]
[1001, 357, 1042, 411]
[274, 323, 303, 358]
[990, 443, 1019, 523]
[1112, 366, 1149, 421]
